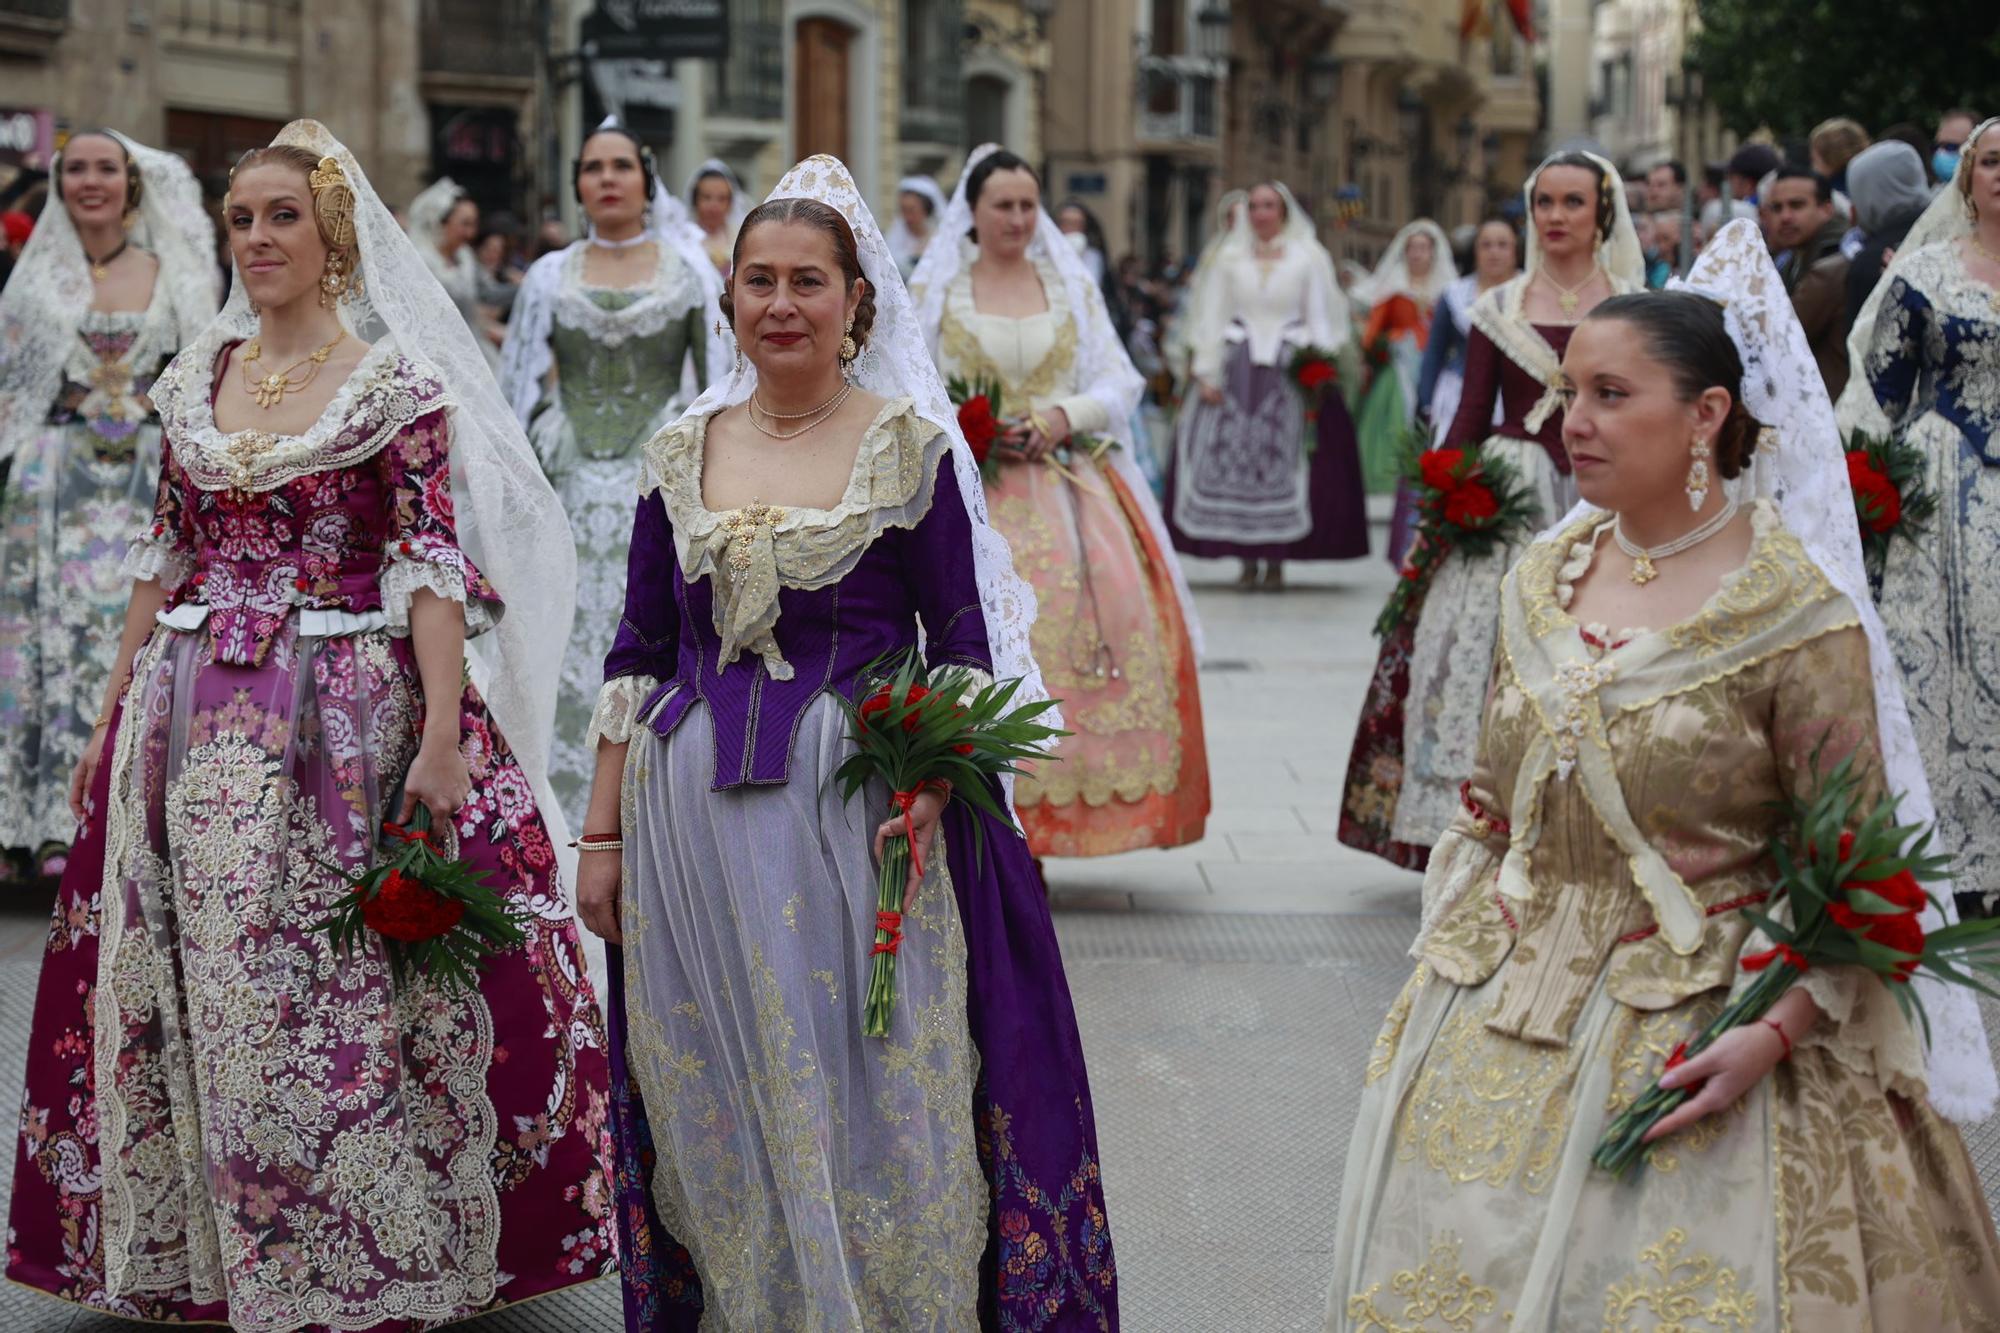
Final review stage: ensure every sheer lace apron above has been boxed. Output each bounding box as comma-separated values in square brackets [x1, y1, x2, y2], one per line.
[1394, 436, 1569, 846]
[93, 616, 503, 1332]
[1879, 411, 2000, 902]
[619, 693, 986, 1330]
[1171, 339, 1314, 545]
[1328, 962, 2000, 1331]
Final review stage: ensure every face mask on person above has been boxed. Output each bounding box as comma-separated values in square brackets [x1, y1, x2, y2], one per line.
[1065, 230, 1089, 256]
[1934, 146, 1961, 182]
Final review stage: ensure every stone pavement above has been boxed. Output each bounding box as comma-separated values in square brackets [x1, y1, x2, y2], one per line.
[11, 552, 2000, 1331]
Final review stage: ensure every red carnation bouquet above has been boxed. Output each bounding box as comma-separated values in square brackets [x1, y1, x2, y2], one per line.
[836, 649, 1066, 1037]
[947, 372, 1005, 483]
[1593, 751, 2000, 1178]
[1373, 433, 1539, 638]
[310, 804, 528, 996]
[1288, 344, 1341, 420]
[1844, 431, 1935, 597]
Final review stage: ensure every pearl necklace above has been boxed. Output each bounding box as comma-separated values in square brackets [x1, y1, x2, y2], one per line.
[1614, 494, 1740, 585]
[747, 383, 853, 440]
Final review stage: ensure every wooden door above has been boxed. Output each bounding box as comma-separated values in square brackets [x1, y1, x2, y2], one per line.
[794, 18, 851, 165]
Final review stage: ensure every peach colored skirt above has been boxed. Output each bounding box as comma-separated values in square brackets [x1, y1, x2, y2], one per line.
[987, 454, 1209, 858]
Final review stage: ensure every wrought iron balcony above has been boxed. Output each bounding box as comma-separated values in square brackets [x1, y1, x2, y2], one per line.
[160, 0, 299, 44]
[711, 16, 783, 121]
[422, 0, 536, 80]
[1137, 56, 1221, 145]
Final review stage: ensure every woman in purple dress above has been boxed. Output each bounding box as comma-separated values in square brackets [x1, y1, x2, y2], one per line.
[6, 121, 614, 1331]
[574, 155, 1117, 1329]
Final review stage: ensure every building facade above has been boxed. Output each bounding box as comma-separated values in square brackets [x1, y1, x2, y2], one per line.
[1044, 0, 1541, 272]
[1544, 0, 1733, 178]
[567, 0, 1049, 235]
[0, 0, 544, 220]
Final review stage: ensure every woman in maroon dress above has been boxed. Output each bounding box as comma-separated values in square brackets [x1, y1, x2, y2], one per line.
[1339, 152, 1644, 868]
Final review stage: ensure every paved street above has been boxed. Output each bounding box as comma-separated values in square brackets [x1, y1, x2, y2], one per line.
[8, 536, 2000, 1331]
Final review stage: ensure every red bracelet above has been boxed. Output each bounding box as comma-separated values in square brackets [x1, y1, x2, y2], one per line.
[1759, 1017, 1793, 1061]
[576, 831, 621, 845]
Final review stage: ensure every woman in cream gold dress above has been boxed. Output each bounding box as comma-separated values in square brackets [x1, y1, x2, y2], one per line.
[1327, 222, 2000, 1331]
[912, 145, 1208, 858]
[1340, 151, 1643, 870]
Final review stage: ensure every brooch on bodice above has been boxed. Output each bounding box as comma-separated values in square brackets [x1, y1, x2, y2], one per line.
[1551, 657, 1617, 780]
[719, 502, 787, 570]
[224, 431, 279, 492]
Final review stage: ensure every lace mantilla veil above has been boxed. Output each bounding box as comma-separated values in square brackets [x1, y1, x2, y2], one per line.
[1542, 219, 1997, 1121]
[887, 173, 948, 274]
[1356, 218, 1458, 310]
[1184, 180, 1351, 367]
[210, 121, 592, 979]
[1836, 114, 2000, 436]
[498, 118, 726, 426]
[0, 130, 220, 465]
[908, 142, 1202, 651]
[671, 154, 1054, 739]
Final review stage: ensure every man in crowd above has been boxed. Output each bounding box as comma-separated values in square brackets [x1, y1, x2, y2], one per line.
[1646, 160, 1686, 215]
[1843, 139, 1932, 327]
[1935, 108, 1980, 184]
[1726, 143, 1782, 211]
[1808, 117, 1870, 195]
[1766, 166, 1852, 397]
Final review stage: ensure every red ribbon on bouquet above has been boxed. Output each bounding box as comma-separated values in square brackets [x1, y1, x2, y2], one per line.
[872, 910, 904, 957]
[890, 781, 935, 879]
[1740, 943, 1810, 973]
[383, 820, 438, 850]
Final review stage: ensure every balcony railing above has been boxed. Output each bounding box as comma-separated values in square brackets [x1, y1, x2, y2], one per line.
[161, 0, 299, 44]
[1137, 57, 1221, 144]
[709, 16, 782, 121]
[422, 0, 535, 79]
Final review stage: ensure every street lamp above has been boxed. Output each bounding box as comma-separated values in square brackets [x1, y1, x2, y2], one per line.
[1306, 55, 1341, 108]
[1196, 4, 1232, 63]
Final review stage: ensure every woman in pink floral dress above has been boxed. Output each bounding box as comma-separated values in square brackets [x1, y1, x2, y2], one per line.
[6, 122, 614, 1332]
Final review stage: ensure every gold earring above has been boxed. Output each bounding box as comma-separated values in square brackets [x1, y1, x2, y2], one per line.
[1686, 431, 1712, 511]
[839, 315, 857, 365]
[318, 248, 354, 309]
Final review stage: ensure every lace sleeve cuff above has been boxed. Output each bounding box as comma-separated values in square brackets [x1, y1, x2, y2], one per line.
[1410, 826, 1502, 958]
[1788, 962, 1930, 1101]
[120, 534, 195, 591]
[380, 556, 499, 638]
[586, 675, 661, 747]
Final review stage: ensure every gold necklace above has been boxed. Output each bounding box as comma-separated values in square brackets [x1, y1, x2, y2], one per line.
[747, 383, 853, 439]
[241, 332, 344, 410]
[1538, 266, 1596, 318]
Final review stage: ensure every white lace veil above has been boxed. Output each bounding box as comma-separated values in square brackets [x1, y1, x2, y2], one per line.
[1164, 187, 1246, 380]
[0, 130, 220, 464]
[1509, 148, 1646, 320]
[674, 154, 1054, 731]
[1358, 218, 1457, 310]
[1543, 219, 1997, 1120]
[887, 174, 948, 274]
[1836, 115, 2000, 436]
[907, 143, 1201, 650]
[221, 120, 588, 963]
[685, 156, 749, 242]
[498, 120, 725, 426]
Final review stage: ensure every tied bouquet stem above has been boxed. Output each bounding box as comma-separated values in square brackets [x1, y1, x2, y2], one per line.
[1373, 433, 1539, 638]
[1288, 344, 1341, 424]
[835, 648, 1066, 1038]
[308, 803, 529, 996]
[1593, 751, 2000, 1179]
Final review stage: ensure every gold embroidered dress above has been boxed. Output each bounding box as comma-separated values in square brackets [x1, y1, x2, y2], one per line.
[934, 253, 1209, 857]
[1327, 503, 2000, 1332]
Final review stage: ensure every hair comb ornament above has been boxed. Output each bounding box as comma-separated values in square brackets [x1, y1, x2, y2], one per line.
[309, 156, 358, 250]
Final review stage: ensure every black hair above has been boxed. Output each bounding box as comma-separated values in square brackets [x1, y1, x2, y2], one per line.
[1533, 152, 1616, 241]
[1585, 291, 1765, 479]
[688, 166, 735, 208]
[964, 150, 1038, 211]
[899, 186, 937, 218]
[1058, 197, 1110, 257]
[1474, 213, 1522, 258]
[1651, 159, 1687, 185]
[54, 128, 142, 215]
[573, 126, 658, 208]
[1772, 165, 1833, 204]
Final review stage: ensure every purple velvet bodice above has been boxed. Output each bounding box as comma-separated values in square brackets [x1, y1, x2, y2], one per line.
[604, 462, 993, 788]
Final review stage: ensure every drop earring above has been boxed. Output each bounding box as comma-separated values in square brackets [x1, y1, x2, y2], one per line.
[839, 315, 857, 367]
[717, 319, 742, 375]
[1686, 431, 1712, 511]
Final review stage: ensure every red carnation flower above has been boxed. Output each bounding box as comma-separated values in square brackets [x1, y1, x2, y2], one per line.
[958, 395, 998, 464]
[361, 870, 465, 943]
[1296, 359, 1336, 390]
[1419, 449, 1466, 493]
[1846, 452, 1901, 533]
[1442, 482, 1500, 528]
[860, 683, 933, 734]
